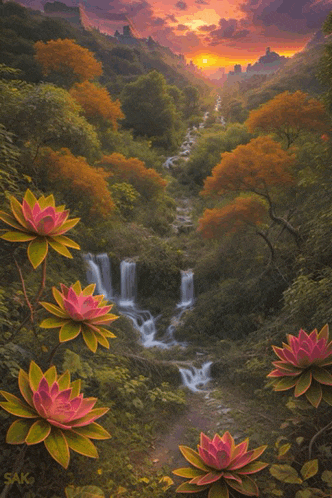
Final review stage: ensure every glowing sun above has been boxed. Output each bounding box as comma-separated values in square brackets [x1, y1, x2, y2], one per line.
[203, 58, 208, 63]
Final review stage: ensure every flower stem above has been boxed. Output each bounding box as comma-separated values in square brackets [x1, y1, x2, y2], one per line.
[308, 420, 332, 459]
[48, 342, 62, 366]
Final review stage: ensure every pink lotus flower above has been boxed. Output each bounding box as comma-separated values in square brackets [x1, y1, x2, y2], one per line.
[173, 431, 268, 497]
[40, 281, 118, 352]
[0, 189, 80, 268]
[268, 324, 332, 407]
[0, 361, 110, 468]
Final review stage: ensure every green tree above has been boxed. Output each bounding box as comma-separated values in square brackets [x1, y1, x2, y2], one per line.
[120, 70, 178, 147]
[182, 85, 200, 118]
[7, 83, 101, 162]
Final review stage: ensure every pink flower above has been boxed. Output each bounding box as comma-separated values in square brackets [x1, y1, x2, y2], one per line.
[173, 431, 267, 497]
[40, 281, 118, 352]
[268, 325, 332, 407]
[0, 362, 110, 468]
[0, 189, 80, 268]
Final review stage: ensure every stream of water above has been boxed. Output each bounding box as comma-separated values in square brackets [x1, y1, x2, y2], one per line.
[83, 254, 212, 391]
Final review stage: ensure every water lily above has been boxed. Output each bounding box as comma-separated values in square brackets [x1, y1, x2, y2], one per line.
[0, 361, 110, 468]
[173, 431, 268, 497]
[40, 281, 118, 352]
[267, 324, 332, 407]
[0, 189, 80, 268]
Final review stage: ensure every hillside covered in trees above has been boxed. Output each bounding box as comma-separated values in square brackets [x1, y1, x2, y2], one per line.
[2, 2, 332, 498]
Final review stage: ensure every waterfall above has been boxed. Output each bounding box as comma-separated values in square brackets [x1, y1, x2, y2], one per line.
[179, 362, 212, 392]
[96, 253, 113, 298]
[83, 253, 111, 298]
[119, 260, 136, 307]
[179, 270, 194, 308]
[83, 254, 213, 391]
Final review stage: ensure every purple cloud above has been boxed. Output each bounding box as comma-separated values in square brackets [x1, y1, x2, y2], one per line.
[199, 23, 217, 32]
[175, 1, 188, 10]
[177, 23, 188, 30]
[240, 0, 332, 35]
[208, 18, 250, 44]
[195, 0, 209, 4]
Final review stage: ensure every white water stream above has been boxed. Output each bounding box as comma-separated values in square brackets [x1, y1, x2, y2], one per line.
[83, 255, 212, 391]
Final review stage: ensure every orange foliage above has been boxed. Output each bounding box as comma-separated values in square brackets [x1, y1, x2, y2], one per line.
[198, 197, 267, 239]
[96, 153, 167, 199]
[34, 39, 103, 82]
[245, 91, 328, 147]
[201, 136, 294, 198]
[69, 81, 124, 130]
[41, 148, 114, 218]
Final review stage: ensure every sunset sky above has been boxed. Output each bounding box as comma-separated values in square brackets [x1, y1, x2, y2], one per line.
[24, 0, 332, 72]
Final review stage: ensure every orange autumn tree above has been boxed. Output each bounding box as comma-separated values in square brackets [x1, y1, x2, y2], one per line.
[34, 39, 103, 86]
[69, 81, 124, 130]
[201, 136, 300, 244]
[96, 153, 167, 199]
[245, 91, 328, 148]
[198, 196, 275, 260]
[39, 148, 115, 219]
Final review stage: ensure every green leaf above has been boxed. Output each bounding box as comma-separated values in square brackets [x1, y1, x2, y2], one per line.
[295, 370, 312, 397]
[321, 470, 332, 486]
[92, 328, 110, 349]
[39, 317, 68, 329]
[208, 481, 229, 498]
[70, 407, 109, 427]
[318, 324, 329, 342]
[300, 460, 318, 480]
[59, 321, 82, 342]
[39, 301, 68, 318]
[29, 361, 44, 391]
[52, 235, 80, 250]
[237, 461, 269, 474]
[173, 467, 206, 478]
[63, 431, 98, 458]
[18, 369, 33, 407]
[58, 217, 80, 233]
[26, 419, 51, 445]
[179, 446, 211, 472]
[278, 443, 291, 457]
[72, 281, 82, 294]
[312, 367, 332, 386]
[226, 475, 259, 496]
[82, 327, 98, 353]
[1, 231, 35, 242]
[274, 377, 298, 391]
[28, 238, 48, 268]
[65, 485, 105, 498]
[44, 428, 70, 469]
[52, 286, 65, 309]
[295, 490, 313, 498]
[92, 326, 116, 338]
[175, 482, 209, 493]
[72, 422, 111, 440]
[70, 379, 82, 399]
[305, 382, 322, 408]
[58, 370, 71, 390]
[0, 210, 26, 230]
[10, 196, 30, 227]
[82, 284, 96, 296]
[0, 400, 38, 418]
[6, 419, 31, 444]
[44, 366, 57, 386]
[48, 238, 73, 258]
[24, 189, 38, 208]
[270, 464, 303, 484]
[322, 387, 332, 405]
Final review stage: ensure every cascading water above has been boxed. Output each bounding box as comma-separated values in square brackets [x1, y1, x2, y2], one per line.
[179, 270, 194, 308]
[83, 253, 213, 390]
[179, 362, 212, 392]
[83, 253, 111, 298]
[119, 260, 136, 307]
